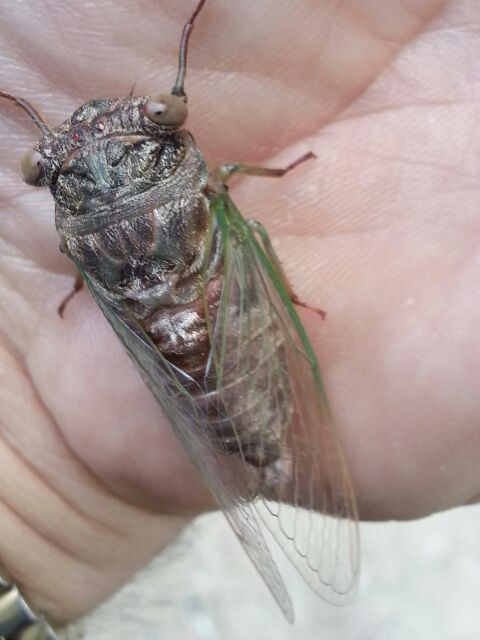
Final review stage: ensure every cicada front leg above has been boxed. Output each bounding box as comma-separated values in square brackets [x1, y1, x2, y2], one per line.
[58, 272, 84, 317]
[213, 153, 325, 319]
[248, 219, 325, 320]
[214, 151, 315, 183]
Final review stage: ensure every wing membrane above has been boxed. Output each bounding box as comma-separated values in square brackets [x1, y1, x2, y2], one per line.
[83, 271, 295, 622]
[80, 187, 358, 620]
[207, 193, 360, 602]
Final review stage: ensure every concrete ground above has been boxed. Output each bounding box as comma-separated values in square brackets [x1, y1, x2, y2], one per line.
[64, 505, 480, 639]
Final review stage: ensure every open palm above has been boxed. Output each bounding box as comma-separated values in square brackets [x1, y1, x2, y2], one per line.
[0, 0, 478, 623]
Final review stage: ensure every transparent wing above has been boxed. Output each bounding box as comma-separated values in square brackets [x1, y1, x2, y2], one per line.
[80, 186, 358, 619]
[205, 193, 360, 603]
[82, 271, 295, 622]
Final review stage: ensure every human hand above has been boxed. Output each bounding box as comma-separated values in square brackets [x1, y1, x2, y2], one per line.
[0, 0, 476, 625]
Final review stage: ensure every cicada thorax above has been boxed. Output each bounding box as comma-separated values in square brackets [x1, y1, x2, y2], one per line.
[51, 98, 209, 299]
[48, 97, 289, 477]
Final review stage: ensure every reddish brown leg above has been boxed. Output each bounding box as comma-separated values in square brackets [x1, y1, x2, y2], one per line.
[58, 273, 84, 317]
[289, 293, 326, 320]
[216, 151, 316, 183]
[213, 152, 323, 317]
[247, 220, 326, 321]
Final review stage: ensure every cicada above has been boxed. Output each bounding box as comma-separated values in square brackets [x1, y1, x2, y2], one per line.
[1, 0, 359, 622]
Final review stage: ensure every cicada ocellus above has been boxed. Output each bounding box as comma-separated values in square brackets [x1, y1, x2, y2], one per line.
[1, 0, 359, 622]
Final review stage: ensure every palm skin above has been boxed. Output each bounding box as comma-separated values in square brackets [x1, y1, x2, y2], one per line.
[0, 0, 478, 623]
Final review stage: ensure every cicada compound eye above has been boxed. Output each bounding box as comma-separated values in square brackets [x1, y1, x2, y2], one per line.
[20, 149, 44, 186]
[144, 94, 188, 127]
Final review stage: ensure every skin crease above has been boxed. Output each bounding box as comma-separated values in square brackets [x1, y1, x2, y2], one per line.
[0, 0, 479, 625]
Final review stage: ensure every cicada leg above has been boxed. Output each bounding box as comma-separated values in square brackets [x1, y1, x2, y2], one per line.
[248, 219, 326, 320]
[212, 153, 324, 317]
[215, 151, 315, 183]
[58, 272, 84, 317]
[213, 152, 324, 318]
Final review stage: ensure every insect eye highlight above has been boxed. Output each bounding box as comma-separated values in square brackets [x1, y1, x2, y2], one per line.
[144, 94, 188, 127]
[20, 149, 44, 186]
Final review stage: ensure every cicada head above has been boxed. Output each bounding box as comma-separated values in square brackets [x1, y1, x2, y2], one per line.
[44, 100, 189, 222]
[13, 95, 189, 215]
[2, 0, 203, 210]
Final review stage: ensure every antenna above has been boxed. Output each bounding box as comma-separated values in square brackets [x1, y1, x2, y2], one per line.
[0, 91, 51, 135]
[171, 0, 208, 99]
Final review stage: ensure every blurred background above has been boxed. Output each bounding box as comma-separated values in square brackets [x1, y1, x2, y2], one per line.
[68, 505, 480, 639]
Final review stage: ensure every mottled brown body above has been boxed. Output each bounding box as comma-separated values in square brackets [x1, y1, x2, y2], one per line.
[35, 95, 287, 469]
[45, 99, 208, 331]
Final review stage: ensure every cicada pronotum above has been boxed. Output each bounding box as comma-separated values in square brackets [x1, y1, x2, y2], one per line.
[1, 0, 359, 622]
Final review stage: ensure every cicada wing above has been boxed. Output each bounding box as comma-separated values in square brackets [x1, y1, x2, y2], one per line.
[206, 194, 360, 603]
[82, 273, 294, 622]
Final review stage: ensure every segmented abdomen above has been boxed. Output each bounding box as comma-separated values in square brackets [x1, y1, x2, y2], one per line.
[144, 285, 293, 470]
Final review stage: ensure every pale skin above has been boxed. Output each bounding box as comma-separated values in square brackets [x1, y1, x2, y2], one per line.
[0, 0, 478, 626]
